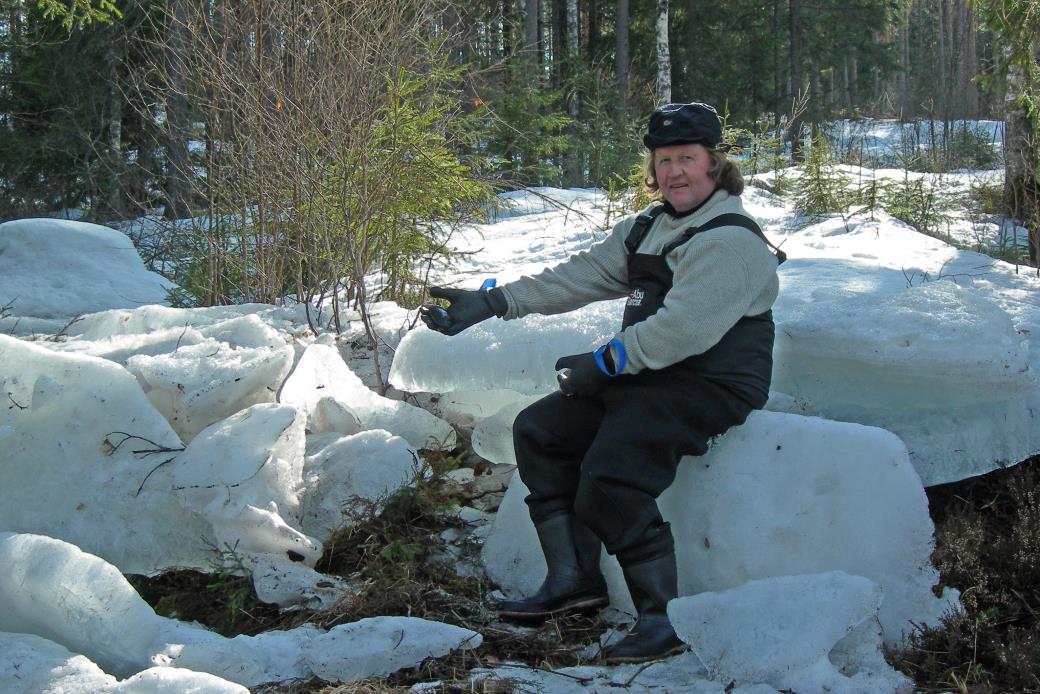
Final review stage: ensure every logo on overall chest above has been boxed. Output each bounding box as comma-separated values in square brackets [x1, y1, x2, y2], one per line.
[626, 288, 645, 307]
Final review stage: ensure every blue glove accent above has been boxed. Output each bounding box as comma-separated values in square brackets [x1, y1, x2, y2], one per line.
[593, 338, 626, 377]
[479, 278, 497, 290]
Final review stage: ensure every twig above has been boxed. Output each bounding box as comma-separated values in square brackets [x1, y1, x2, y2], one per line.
[7, 392, 27, 410]
[136, 456, 177, 496]
[47, 314, 84, 341]
[495, 661, 594, 685]
[171, 456, 270, 492]
[0, 297, 15, 320]
[105, 432, 185, 456]
[174, 323, 189, 351]
[617, 655, 683, 687]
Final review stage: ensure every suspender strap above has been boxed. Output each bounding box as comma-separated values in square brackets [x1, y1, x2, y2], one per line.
[624, 204, 667, 255]
[624, 206, 787, 264]
[661, 212, 787, 264]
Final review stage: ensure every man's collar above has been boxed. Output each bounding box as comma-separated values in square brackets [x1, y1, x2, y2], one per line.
[662, 188, 723, 219]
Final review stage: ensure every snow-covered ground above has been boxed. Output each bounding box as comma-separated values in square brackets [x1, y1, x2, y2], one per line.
[1, 153, 1038, 692]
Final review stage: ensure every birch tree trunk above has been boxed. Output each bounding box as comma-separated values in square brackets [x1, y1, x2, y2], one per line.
[655, 0, 671, 104]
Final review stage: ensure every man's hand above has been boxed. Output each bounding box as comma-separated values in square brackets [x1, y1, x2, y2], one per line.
[555, 352, 611, 397]
[420, 286, 499, 336]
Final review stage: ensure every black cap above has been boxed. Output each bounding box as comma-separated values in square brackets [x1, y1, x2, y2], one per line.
[643, 102, 723, 150]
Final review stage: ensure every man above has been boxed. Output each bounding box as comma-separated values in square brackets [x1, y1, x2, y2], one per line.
[421, 102, 781, 663]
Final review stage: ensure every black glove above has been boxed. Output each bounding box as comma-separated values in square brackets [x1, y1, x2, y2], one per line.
[420, 286, 505, 336]
[555, 352, 612, 397]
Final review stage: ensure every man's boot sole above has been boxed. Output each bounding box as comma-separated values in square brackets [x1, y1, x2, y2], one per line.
[497, 593, 610, 620]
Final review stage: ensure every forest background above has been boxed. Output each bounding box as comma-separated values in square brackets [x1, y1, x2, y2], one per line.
[0, 0, 1038, 314]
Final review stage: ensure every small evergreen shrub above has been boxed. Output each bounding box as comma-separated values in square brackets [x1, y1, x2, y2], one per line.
[968, 179, 1006, 216]
[793, 132, 851, 218]
[881, 173, 952, 238]
[946, 123, 1001, 171]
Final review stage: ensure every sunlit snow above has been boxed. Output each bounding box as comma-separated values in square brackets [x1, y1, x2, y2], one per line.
[1, 134, 1037, 691]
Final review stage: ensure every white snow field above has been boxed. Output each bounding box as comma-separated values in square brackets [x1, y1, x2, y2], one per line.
[1, 166, 1037, 691]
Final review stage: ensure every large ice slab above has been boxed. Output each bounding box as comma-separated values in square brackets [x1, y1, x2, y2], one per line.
[300, 616, 483, 683]
[391, 280, 1038, 486]
[771, 279, 1037, 485]
[0, 335, 316, 575]
[482, 411, 957, 646]
[0, 533, 482, 688]
[0, 334, 205, 574]
[126, 338, 294, 442]
[171, 403, 322, 565]
[669, 572, 912, 693]
[299, 429, 419, 540]
[0, 218, 174, 319]
[282, 343, 455, 450]
[389, 303, 621, 395]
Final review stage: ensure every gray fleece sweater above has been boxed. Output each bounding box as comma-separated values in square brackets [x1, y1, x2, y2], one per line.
[498, 190, 780, 375]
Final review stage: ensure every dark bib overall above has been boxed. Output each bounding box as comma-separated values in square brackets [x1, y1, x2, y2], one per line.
[620, 209, 775, 408]
[512, 207, 778, 564]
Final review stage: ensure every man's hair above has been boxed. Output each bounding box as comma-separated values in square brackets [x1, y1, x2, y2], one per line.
[642, 147, 744, 200]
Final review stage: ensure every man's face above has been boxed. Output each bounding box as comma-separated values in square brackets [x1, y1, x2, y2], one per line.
[653, 143, 716, 213]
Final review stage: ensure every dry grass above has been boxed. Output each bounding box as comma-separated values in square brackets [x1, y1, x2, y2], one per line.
[892, 454, 1040, 693]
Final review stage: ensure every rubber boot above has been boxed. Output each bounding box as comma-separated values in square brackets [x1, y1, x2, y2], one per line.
[603, 552, 687, 663]
[497, 514, 609, 620]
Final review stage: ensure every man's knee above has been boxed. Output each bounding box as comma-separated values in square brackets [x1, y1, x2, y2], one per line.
[511, 404, 548, 466]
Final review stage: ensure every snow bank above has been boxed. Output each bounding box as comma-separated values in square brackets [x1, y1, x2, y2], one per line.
[0, 632, 248, 694]
[770, 234, 1038, 485]
[0, 218, 174, 319]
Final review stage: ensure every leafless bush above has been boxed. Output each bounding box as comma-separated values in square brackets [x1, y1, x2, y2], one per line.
[130, 0, 491, 389]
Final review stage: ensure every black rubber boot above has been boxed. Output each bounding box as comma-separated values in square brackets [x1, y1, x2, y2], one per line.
[497, 514, 609, 620]
[603, 552, 687, 663]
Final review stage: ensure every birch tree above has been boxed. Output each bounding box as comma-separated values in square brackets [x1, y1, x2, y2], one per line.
[655, 0, 671, 103]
